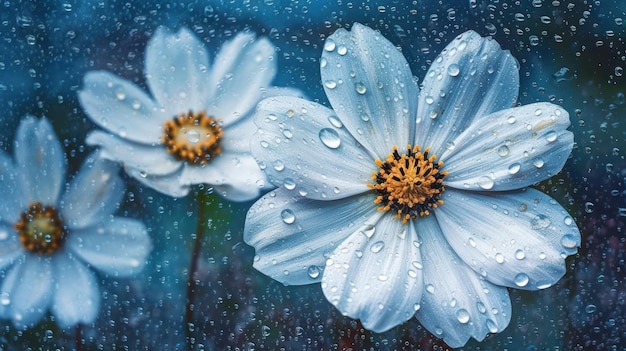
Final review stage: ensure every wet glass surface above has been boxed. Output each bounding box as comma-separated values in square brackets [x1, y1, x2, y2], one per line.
[0, 1, 624, 350]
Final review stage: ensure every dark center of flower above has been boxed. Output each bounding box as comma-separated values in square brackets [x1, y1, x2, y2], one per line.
[369, 144, 447, 223]
[15, 202, 66, 255]
[162, 110, 224, 165]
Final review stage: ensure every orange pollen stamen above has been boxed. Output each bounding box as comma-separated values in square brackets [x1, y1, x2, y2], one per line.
[368, 144, 447, 223]
[15, 202, 66, 255]
[162, 110, 224, 165]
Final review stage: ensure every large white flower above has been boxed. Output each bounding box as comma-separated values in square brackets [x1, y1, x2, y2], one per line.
[0, 117, 151, 329]
[79, 27, 294, 201]
[244, 24, 580, 347]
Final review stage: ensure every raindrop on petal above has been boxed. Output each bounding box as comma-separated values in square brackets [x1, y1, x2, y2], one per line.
[514, 273, 529, 287]
[280, 209, 296, 224]
[319, 128, 341, 149]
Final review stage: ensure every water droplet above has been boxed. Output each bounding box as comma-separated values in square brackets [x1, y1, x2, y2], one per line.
[456, 309, 470, 324]
[115, 89, 126, 101]
[355, 82, 367, 94]
[337, 45, 347, 55]
[283, 178, 296, 190]
[476, 301, 486, 314]
[514, 273, 529, 287]
[585, 304, 597, 314]
[530, 214, 551, 229]
[370, 241, 385, 253]
[324, 40, 336, 52]
[307, 265, 320, 279]
[324, 80, 337, 89]
[515, 249, 525, 260]
[497, 145, 509, 156]
[560, 234, 578, 249]
[186, 129, 201, 143]
[468, 237, 477, 247]
[532, 158, 545, 168]
[280, 209, 295, 224]
[545, 131, 557, 142]
[507, 116, 516, 124]
[0, 292, 9, 305]
[319, 128, 341, 149]
[282, 129, 293, 139]
[425, 284, 435, 294]
[361, 224, 376, 238]
[493, 253, 504, 264]
[486, 319, 498, 333]
[584, 202, 594, 213]
[260, 140, 269, 148]
[328, 115, 343, 128]
[377, 274, 388, 281]
[477, 176, 494, 190]
[447, 63, 460, 77]
[425, 95, 434, 104]
[508, 163, 521, 174]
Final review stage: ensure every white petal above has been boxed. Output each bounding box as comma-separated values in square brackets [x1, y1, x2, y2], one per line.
[180, 152, 268, 202]
[322, 214, 423, 332]
[442, 102, 574, 191]
[415, 215, 511, 348]
[125, 167, 190, 198]
[51, 254, 100, 328]
[68, 217, 151, 277]
[2, 256, 53, 329]
[321, 23, 417, 159]
[416, 30, 519, 153]
[220, 112, 262, 153]
[15, 117, 65, 206]
[252, 96, 374, 200]
[0, 224, 24, 271]
[206, 33, 277, 126]
[79, 71, 165, 144]
[244, 189, 380, 286]
[86, 130, 182, 176]
[436, 188, 580, 290]
[145, 27, 211, 114]
[0, 151, 21, 222]
[61, 152, 125, 229]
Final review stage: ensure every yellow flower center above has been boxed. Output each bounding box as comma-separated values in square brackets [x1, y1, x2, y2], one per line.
[162, 110, 224, 165]
[369, 144, 447, 223]
[15, 202, 66, 255]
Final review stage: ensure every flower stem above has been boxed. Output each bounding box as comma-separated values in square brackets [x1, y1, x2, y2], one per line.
[185, 190, 209, 351]
[75, 324, 83, 351]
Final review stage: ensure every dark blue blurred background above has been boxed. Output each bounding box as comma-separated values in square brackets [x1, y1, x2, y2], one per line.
[0, 0, 625, 349]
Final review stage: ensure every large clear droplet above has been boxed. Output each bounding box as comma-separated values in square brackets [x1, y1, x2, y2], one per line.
[280, 209, 296, 224]
[514, 273, 529, 287]
[319, 128, 341, 149]
[456, 309, 470, 324]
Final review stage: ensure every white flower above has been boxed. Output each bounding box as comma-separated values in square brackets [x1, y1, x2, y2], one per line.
[244, 24, 580, 347]
[0, 117, 151, 329]
[79, 27, 296, 201]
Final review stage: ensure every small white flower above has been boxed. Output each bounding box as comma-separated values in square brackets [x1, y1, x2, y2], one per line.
[0, 117, 151, 329]
[244, 23, 581, 347]
[79, 27, 296, 201]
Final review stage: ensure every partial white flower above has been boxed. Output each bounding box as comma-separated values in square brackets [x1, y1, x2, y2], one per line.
[0, 117, 151, 329]
[79, 27, 296, 201]
[244, 23, 580, 347]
